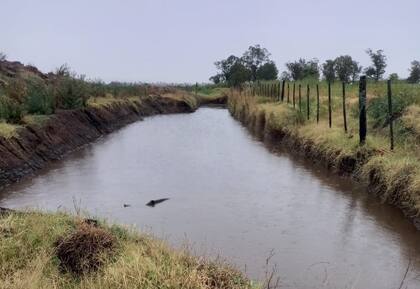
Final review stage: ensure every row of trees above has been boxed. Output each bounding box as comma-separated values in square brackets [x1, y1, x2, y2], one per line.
[211, 46, 420, 85]
[280, 49, 389, 82]
[210, 45, 279, 86]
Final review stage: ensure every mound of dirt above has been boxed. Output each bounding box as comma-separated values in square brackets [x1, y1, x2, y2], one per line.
[0, 60, 48, 80]
[55, 224, 116, 275]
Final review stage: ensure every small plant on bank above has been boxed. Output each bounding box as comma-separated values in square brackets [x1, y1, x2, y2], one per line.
[368, 91, 408, 129]
[55, 223, 116, 275]
[55, 76, 89, 109]
[24, 75, 54, 115]
[0, 95, 23, 123]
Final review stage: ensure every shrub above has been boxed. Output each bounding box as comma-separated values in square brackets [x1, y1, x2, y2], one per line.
[89, 81, 107, 98]
[24, 75, 54, 115]
[4, 77, 26, 103]
[0, 95, 23, 123]
[55, 223, 116, 275]
[55, 76, 89, 109]
[368, 92, 409, 128]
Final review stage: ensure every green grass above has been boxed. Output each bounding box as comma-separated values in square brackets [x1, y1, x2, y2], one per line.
[194, 87, 228, 105]
[0, 211, 255, 289]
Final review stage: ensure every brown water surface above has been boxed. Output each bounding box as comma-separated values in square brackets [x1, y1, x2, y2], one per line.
[1, 107, 419, 289]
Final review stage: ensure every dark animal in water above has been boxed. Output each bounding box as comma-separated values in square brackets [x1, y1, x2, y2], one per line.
[123, 204, 131, 208]
[146, 198, 169, 207]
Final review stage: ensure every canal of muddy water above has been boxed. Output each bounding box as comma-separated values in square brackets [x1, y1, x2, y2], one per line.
[1, 107, 419, 289]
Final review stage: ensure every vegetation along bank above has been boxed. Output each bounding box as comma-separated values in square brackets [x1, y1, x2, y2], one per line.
[0, 59, 198, 188]
[227, 82, 420, 227]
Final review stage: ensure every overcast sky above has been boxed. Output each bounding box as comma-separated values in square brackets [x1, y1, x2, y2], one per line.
[2, 0, 419, 83]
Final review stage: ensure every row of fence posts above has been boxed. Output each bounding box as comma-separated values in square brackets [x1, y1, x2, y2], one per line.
[242, 76, 395, 150]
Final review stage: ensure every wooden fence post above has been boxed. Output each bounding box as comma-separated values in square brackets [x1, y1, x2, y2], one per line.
[281, 80, 285, 102]
[298, 84, 302, 112]
[316, 84, 320, 123]
[342, 82, 348, 133]
[270, 83, 272, 98]
[271, 83, 274, 99]
[293, 82, 296, 108]
[328, 82, 332, 128]
[287, 82, 290, 103]
[387, 80, 394, 150]
[306, 84, 310, 120]
[359, 76, 367, 145]
[272, 83, 275, 99]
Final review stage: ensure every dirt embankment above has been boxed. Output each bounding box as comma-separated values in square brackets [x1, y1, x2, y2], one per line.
[0, 95, 196, 188]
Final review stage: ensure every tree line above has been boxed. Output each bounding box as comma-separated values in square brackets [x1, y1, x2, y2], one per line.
[210, 46, 420, 85]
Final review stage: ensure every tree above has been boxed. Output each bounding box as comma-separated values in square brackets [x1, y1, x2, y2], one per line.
[228, 62, 251, 87]
[213, 55, 241, 83]
[334, 55, 360, 83]
[209, 74, 222, 84]
[351, 62, 363, 82]
[280, 71, 291, 81]
[256, 61, 278, 80]
[389, 73, 399, 81]
[365, 49, 387, 81]
[322, 59, 336, 82]
[242, 45, 270, 81]
[407, 60, 420, 84]
[286, 58, 319, 80]
[211, 45, 275, 86]
[0, 52, 6, 61]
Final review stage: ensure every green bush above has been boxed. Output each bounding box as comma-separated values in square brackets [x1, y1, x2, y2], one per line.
[4, 77, 26, 103]
[0, 95, 23, 123]
[368, 92, 409, 128]
[55, 76, 89, 109]
[25, 76, 54, 115]
[89, 81, 107, 98]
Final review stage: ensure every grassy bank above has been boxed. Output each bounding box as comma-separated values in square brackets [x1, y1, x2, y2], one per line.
[194, 86, 228, 105]
[228, 83, 420, 220]
[0, 59, 199, 139]
[0, 91, 197, 140]
[0, 210, 254, 289]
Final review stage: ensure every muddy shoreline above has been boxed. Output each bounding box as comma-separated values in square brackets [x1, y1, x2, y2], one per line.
[0, 95, 196, 188]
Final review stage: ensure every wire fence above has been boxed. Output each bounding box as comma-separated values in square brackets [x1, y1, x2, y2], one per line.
[236, 77, 420, 151]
